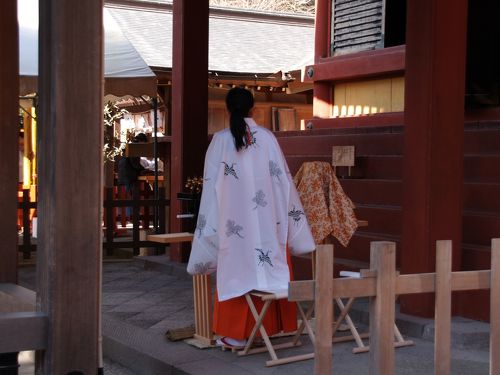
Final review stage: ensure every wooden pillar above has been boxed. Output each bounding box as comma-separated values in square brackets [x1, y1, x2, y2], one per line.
[0, 0, 19, 284]
[401, 0, 467, 317]
[36, 0, 103, 373]
[170, 0, 209, 262]
[312, 0, 331, 118]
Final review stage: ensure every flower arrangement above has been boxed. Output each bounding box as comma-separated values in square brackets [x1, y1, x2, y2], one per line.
[184, 176, 204, 194]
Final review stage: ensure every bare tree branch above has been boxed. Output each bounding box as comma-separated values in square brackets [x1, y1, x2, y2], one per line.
[210, 0, 315, 15]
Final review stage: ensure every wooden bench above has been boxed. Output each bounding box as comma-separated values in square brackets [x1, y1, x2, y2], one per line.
[146, 232, 214, 345]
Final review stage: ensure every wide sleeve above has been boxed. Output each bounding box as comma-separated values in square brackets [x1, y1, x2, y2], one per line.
[187, 134, 222, 275]
[269, 134, 315, 256]
[286, 170, 316, 255]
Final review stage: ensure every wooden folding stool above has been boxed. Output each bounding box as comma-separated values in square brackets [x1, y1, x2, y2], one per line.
[237, 289, 315, 367]
[334, 271, 414, 353]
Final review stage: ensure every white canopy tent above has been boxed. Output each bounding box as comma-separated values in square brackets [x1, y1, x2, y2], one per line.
[18, 0, 157, 97]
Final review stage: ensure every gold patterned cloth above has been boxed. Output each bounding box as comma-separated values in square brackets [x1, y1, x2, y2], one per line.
[293, 161, 358, 247]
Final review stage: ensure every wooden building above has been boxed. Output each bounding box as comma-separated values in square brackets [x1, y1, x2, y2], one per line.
[1, 0, 498, 371]
[283, 0, 500, 321]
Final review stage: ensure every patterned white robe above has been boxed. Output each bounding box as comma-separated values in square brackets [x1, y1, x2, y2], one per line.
[187, 118, 315, 301]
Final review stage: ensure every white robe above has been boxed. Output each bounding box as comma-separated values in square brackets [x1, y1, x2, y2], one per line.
[187, 118, 315, 301]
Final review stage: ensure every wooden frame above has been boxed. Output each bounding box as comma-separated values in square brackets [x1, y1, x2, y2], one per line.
[289, 238, 500, 374]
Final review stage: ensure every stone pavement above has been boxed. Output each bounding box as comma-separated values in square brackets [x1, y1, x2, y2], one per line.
[18, 256, 492, 375]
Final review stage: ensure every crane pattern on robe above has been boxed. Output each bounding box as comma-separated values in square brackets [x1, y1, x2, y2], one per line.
[269, 160, 283, 182]
[252, 190, 268, 209]
[288, 205, 305, 225]
[255, 248, 273, 267]
[226, 219, 244, 238]
[195, 214, 216, 238]
[222, 162, 239, 179]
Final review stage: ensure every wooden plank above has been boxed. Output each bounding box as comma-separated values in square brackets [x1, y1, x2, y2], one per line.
[0, 0, 19, 283]
[37, 0, 103, 372]
[451, 270, 490, 291]
[0, 312, 48, 352]
[491, 238, 500, 375]
[147, 232, 194, 244]
[308, 112, 404, 130]
[314, 244, 333, 375]
[289, 280, 315, 301]
[369, 241, 395, 375]
[434, 241, 452, 375]
[396, 274, 436, 295]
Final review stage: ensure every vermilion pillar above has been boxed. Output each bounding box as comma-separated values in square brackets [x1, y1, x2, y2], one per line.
[170, 0, 209, 261]
[0, 0, 19, 283]
[312, 0, 331, 118]
[401, 0, 468, 317]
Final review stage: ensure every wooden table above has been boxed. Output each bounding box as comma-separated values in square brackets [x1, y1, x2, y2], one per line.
[147, 232, 214, 346]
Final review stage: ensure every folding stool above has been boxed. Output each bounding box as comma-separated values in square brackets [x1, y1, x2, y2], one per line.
[237, 289, 315, 367]
[334, 270, 414, 353]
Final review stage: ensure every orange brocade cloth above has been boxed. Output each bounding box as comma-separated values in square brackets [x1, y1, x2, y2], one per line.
[293, 161, 358, 247]
[213, 249, 297, 340]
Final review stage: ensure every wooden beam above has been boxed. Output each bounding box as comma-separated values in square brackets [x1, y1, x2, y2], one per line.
[170, 0, 209, 261]
[0, 312, 48, 353]
[0, 0, 19, 284]
[37, 0, 103, 372]
[307, 112, 404, 130]
[401, 0, 467, 317]
[304, 46, 405, 83]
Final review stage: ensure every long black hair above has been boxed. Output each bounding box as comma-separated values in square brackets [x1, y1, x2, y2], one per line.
[225, 87, 254, 151]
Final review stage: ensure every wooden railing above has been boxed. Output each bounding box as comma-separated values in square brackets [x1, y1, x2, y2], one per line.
[17, 186, 170, 258]
[289, 239, 500, 375]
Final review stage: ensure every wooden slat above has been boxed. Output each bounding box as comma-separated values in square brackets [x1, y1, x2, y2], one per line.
[491, 239, 500, 375]
[147, 232, 194, 243]
[288, 280, 314, 301]
[434, 241, 452, 375]
[314, 244, 334, 375]
[369, 241, 395, 375]
[451, 270, 490, 291]
[396, 273, 436, 294]
[0, 312, 48, 352]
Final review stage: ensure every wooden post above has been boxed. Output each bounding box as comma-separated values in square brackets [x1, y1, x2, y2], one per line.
[369, 241, 396, 375]
[401, 0, 467, 317]
[312, 0, 331, 119]
[36, 0, 103, 373]
[170, 0, 209, 261]
[0, 0, 19, 284]
[434, 240, 452, 375]
[491, 238, 500, 375]
[314, 244, 333, 375]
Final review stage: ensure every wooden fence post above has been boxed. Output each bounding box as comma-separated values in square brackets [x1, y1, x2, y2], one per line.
[314, 244, 334, 375]
[435, 240, 452, 375]
[491, 238, 500, 374]
[369, 241, 396, 375]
